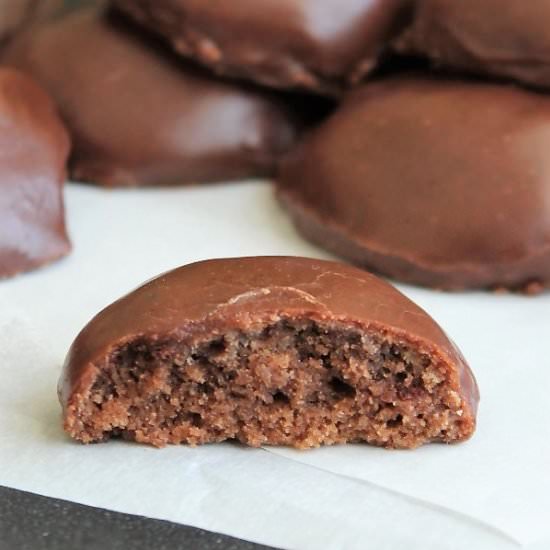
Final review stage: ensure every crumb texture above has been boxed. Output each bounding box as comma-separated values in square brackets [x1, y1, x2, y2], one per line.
[65, 318, 474, 449]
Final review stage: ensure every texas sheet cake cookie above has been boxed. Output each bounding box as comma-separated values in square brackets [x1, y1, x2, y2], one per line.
[3, 7, 300, 187]
[59, 257, 478, 450]
[278, 76, 550, 292]
[113, 0, 412, 96]
[397, 0, 550, 91]
[0, 68, 70, 279]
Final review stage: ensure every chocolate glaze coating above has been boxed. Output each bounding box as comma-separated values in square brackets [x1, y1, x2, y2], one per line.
[59, 256, 478, 426]
[278, 76, 550, 292]
[112, 0, 412, 96]
[396, 0, 550, 90]
[2, 7, 299, 187]
[0, 68, 70, 279]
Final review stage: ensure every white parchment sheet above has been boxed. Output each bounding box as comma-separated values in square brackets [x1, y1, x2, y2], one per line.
[1, 183, 549, 550]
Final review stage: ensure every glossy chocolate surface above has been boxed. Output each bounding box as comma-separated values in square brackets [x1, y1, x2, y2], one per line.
[397, 0, 550, 90]
[59, 256, 478, 418]
[278, 76, 550, 291]
[113, 0, 412, 96]
[3, 7, 299, 187]
[0, 68, 70, 279]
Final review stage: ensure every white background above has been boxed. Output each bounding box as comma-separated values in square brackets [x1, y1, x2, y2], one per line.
[1, 182, 549, 550]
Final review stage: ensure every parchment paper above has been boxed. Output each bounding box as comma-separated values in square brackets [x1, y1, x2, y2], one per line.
[1, 182, 548, 550]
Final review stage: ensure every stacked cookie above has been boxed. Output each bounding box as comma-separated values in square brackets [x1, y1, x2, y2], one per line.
[275, 1, 550, 293]
[111, 0, 410, 96]
[1, 3, 302, 188]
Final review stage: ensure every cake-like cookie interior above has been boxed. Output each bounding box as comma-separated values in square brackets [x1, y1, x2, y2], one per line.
[66, 317, 474, 449]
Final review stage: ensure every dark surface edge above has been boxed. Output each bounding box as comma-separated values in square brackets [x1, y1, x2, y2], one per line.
[0, 486, 275, 550]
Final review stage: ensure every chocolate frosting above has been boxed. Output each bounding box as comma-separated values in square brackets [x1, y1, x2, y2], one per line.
[2, 7, 300, 187]
[278, 76, 550, 291]
[0, 68, 71, 279]
[113, 0, 412, 96]
[397, 0, 550, 90]
[59, 256, 478, 420]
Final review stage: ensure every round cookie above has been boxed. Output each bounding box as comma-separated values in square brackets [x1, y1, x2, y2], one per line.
[278, 76, 550, 292]
[60, 256, 478, 449]
[397, 0, 550, 90]
[112, 0, 412, 96]
[0, 68, 70, 279]
[2, 7, 300, 187]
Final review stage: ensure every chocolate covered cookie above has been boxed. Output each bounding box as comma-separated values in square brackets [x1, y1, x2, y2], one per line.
[278, 76, 550, 292]
[397, 0, 550, 90]
[59, 256, 478, 449]
[3, 7, 299, 187]
[0, 68, 70, 279]
[113, 0, 412, 96]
